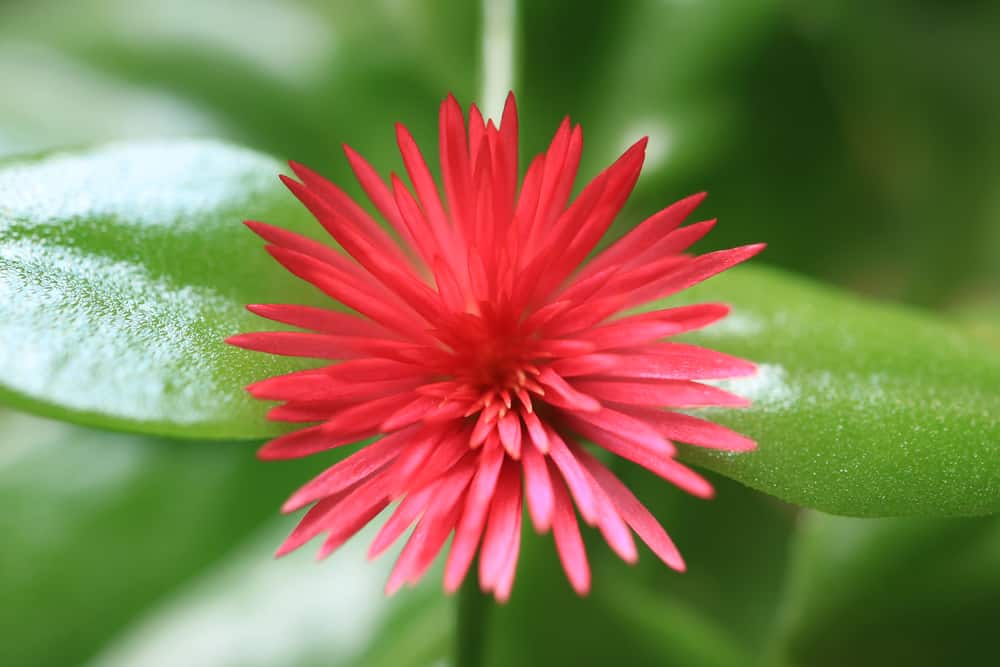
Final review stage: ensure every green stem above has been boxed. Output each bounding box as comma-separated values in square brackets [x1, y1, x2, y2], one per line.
[479, 0, 516, 119]
[455, 574, 491, 667]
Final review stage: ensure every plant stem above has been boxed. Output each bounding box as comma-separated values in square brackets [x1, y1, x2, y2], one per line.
[455, 573, 491, 667]
[480, 0, 516, 120]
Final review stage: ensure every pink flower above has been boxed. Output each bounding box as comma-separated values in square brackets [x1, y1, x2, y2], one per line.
[228, 93, 763, 601]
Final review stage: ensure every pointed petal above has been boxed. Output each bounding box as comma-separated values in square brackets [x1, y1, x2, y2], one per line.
[497, 411, 523, 459]
[549, 461, 591, 595]
[282, 427, 415, 512]
[562, 413, 713, 498]
[571, 379, 750, 409]
[579, 192, 706, 280]
[536, 367, 601, 412]
[522, 441, 555, 532]
[621, 407, 757, 452]
[545, 426, 599, 525]
[578, 451, 685, 572]
[478, 460, 522, 592]
[246, 304, 397, 339]
[257, 424, 376, 460]
[443, 443, 505, 592]
[567, 407, 675, 456]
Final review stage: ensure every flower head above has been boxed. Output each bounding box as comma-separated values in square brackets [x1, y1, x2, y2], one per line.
[228, 93, 763, 601]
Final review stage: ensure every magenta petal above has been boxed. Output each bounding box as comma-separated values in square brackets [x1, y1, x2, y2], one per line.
[545, 427, 599, 525]
[522, 442, 555, 532]
[620, 406, 757, 452]
[282, 428, 414, 512]
[368, 486, 435, 560]
[589, 479, 638, 564]
[497, 411, 523, 459]
[578, 451, 686, 572]
[567, 407, 675, 457]
[579, 192, 706, 280]
[479, 460, 523, 591]
[571, 378, 750, 409]
[385, 459, 475, 592]
[536, 367, 601, 412]
[583, 345, 757, 380]
[277, 471, 394, 557]
[236, 92, 763, 599]
[443, 443, 505, 593]
[493, 510, 522, 603]
[563, 414, 713, 499]
[549, 461, 591, 595]
[258, 424, 377, 461]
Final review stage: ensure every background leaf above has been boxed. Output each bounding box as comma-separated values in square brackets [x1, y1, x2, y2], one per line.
[0, 411, 448, 667]
[0, 0, 479, 181]
[483, 472, 795, 667]
[0, 410, 308, 665]
[767, 511, 1000, 666]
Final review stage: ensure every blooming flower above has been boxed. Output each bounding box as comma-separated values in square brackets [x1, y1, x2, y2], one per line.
[228, 93, 763, 601]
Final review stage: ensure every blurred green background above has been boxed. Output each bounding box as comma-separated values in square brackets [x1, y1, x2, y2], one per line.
[1, 0, 999, 665]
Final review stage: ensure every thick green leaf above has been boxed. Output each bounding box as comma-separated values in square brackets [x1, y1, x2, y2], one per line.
[4, 142, 998, 517]
[0, 141, 327, 438]
[0, 410, 316, 666]
[675, 266, 1000, 517]
[767, 511, 1000, 667]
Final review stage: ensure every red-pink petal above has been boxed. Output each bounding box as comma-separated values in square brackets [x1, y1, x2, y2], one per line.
[620, 407, 757, 452]
[567, 407, 674, 456]
[536, 367, 601, 412]
[443, 442, 505, 592]
[549, 461, 591, 595]
[235, 93, 765, 598]
[570, 378, 749, 409]
[577, 345, 757, 380]
[478, 460, 523, 591]
[282, 428, 414, 512]
[522, 441, 555, 532]
[578, 192, 706, 280]
[522, 410, 550, 453]
[368, 486, 435, 560]
[578, 452, 685, 572]
[493, 508, 522, 603]
[386, 458, 475, 593]
[562, 414, 713, 499]
[546, 427, 599, 525]
[246, 303, 398, 338]
[277, 471, 395, 557]
[257, 424, 376, 460]
[497, 411, 523, 459]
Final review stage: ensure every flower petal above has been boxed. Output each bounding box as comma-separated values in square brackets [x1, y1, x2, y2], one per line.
[578, 451, 685, 572]
[549, 461, 591, 595]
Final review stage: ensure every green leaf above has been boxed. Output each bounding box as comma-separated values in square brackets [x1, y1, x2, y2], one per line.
[0, 410, 316, 666]
[768, 511, 1000, 666]
[0, 140, 328, 438]
[675, 265, 1000, 517]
